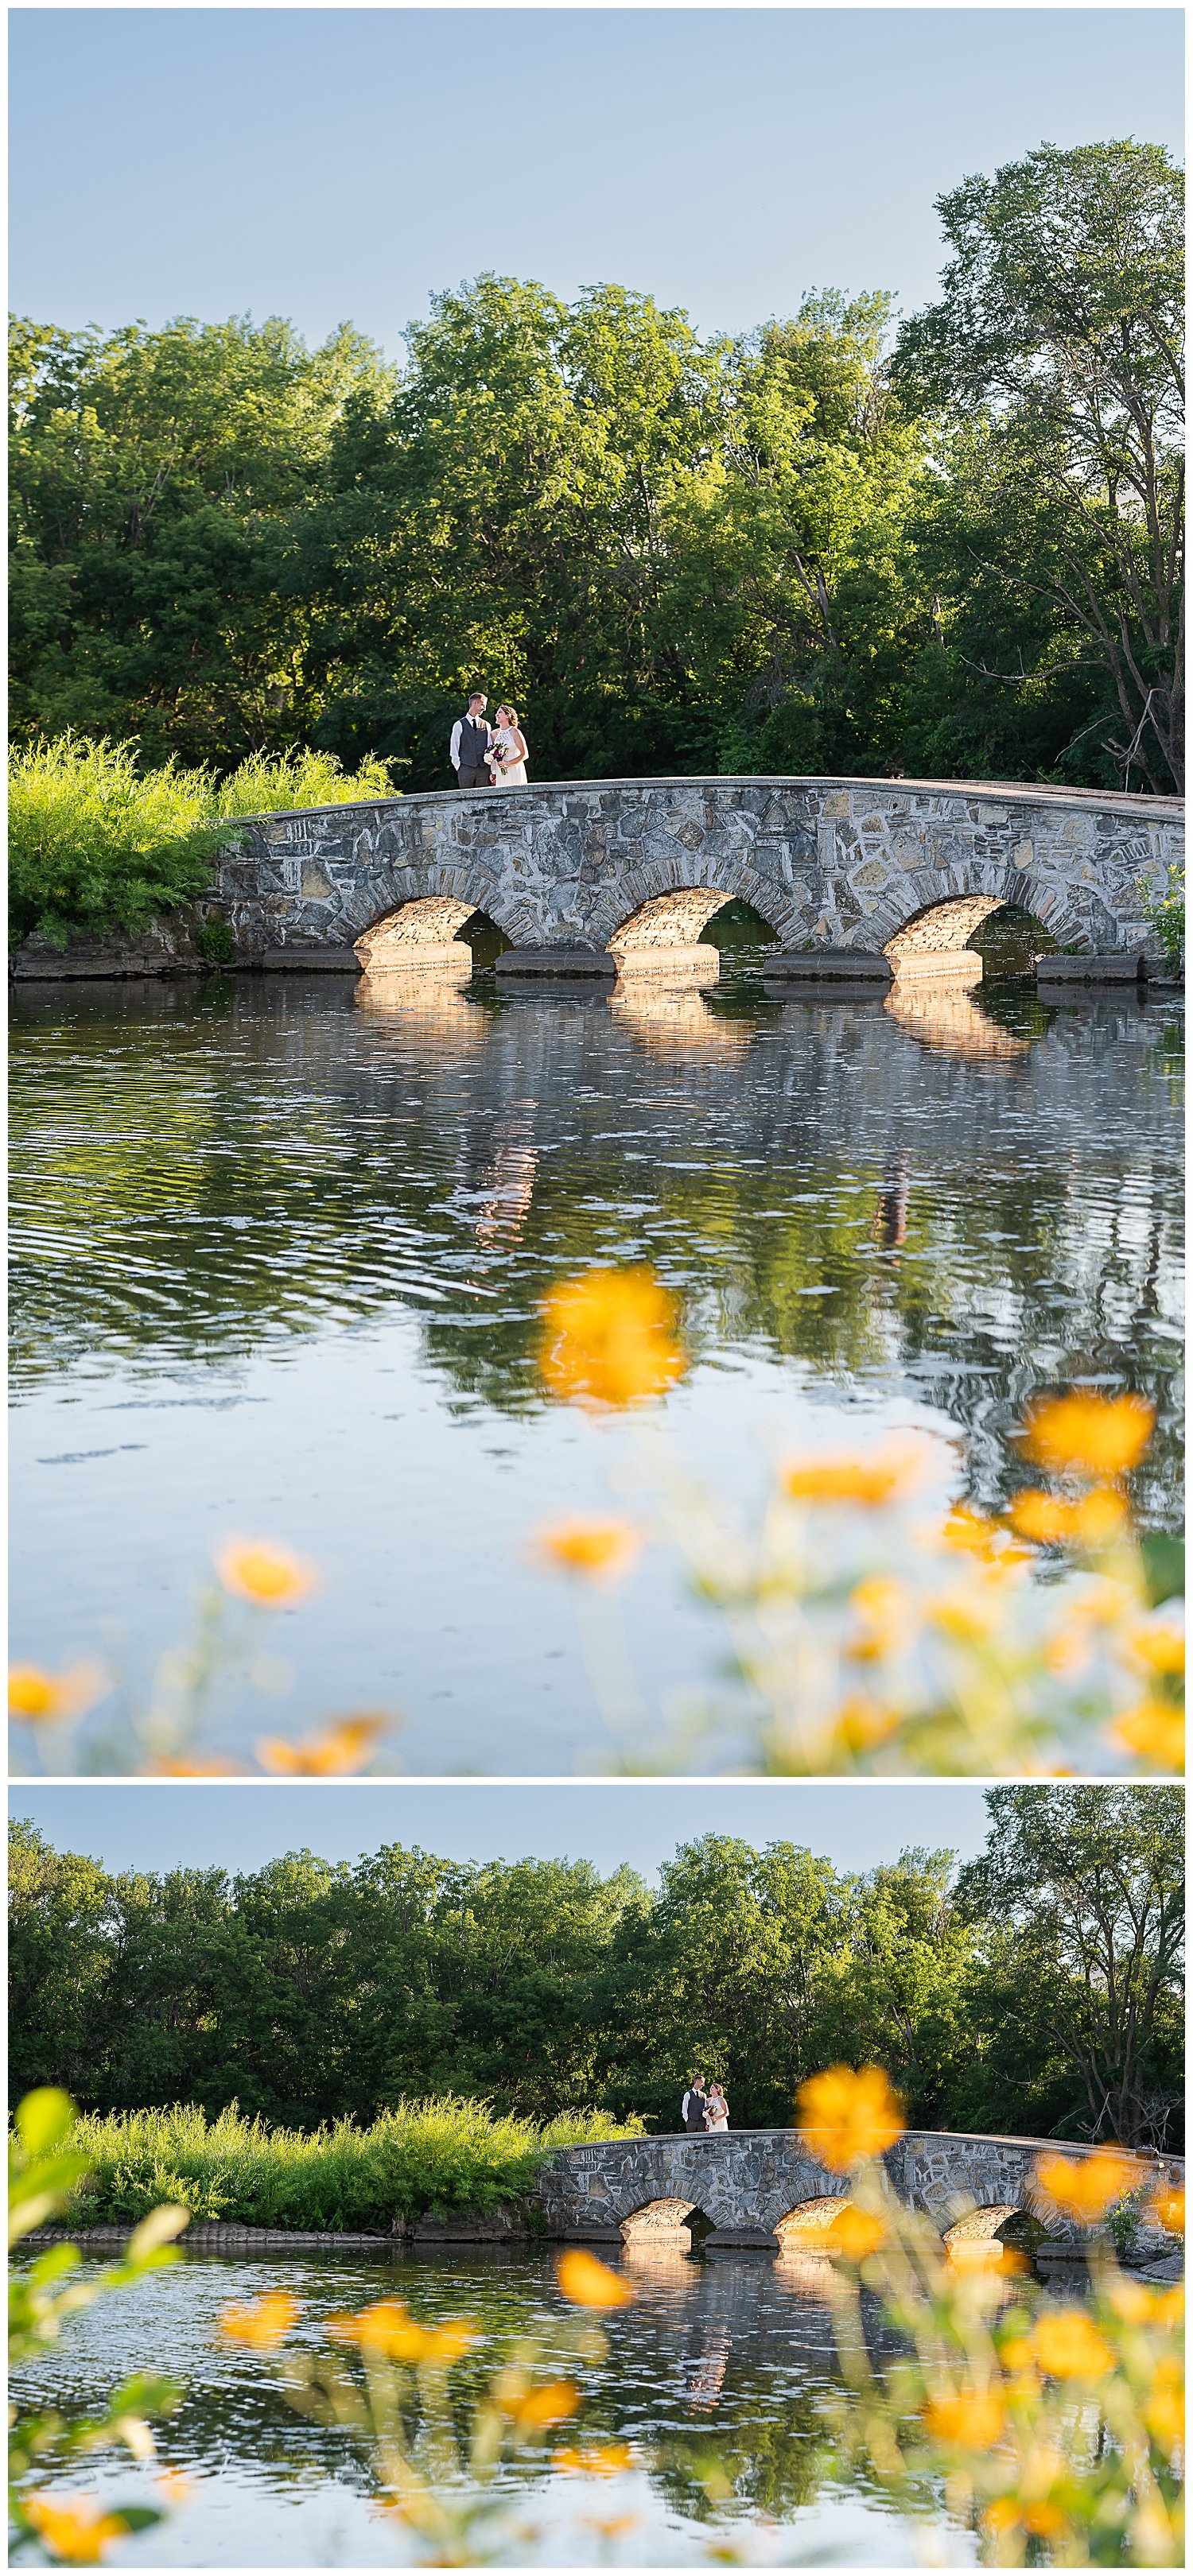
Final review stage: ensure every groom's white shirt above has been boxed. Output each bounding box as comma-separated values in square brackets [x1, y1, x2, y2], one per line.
[450, 716, 492, 770]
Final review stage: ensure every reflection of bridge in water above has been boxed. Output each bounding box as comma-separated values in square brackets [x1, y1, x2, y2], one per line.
[537, 2130, 1184, 2256]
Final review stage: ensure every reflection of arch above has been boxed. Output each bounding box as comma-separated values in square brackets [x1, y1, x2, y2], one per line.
[884, 980, 1031, 1065]
[353, 970, 487, 1049]
[608, 980, 753, 1057]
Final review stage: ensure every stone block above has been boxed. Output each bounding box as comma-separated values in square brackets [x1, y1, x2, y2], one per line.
[764, 949, 892, 983]
[260, 946, 360, 972]
[495, 947, 617, 977]
[1036, 953, 1144, 983]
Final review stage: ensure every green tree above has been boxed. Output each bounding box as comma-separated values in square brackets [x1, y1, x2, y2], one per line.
[954, 1784, 1184, 2147]
[894, 142, 1184, 791]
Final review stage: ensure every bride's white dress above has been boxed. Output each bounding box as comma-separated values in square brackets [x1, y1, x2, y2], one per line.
[492, 727, 528, 786]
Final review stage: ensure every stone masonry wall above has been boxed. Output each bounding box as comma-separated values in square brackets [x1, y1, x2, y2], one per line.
[215, 776, 1183, 962]
[534, 2130, 1184, 2253]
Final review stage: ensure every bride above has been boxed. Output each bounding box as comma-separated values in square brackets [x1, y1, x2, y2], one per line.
[488, 705, 529, 786]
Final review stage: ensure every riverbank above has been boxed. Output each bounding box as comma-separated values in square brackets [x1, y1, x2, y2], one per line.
[56, 2101, 643, 2235]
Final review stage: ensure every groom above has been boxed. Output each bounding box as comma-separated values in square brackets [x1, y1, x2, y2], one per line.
[450, 691, 493, 789]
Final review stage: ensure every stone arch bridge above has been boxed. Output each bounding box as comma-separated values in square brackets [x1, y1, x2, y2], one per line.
[214, 775, 1181, 975]
[534, 2129, 1183, 2253]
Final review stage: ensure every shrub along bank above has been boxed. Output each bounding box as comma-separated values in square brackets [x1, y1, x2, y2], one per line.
[59, 2099, 641, 2233]
[8, 735, 395, 950]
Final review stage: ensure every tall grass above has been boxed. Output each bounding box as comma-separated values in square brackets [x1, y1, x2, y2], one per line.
[9, 735, 396, 949]
[61, 2100, 642, 2233]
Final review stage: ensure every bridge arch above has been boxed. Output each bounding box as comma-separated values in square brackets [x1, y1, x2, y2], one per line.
[874, 871, 1086, 960]
[774, 2198, 848, 2247]
[943, 2203, 1020, 2248]
[620, 2197, 713, 2247]
[603, 862, 794, 960]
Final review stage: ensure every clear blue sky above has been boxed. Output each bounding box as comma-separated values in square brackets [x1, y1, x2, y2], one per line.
[11, 1780, 993, 1883]
[10, 10, 1183, 351]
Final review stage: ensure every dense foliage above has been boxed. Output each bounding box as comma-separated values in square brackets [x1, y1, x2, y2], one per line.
[52, 2101, 641, 2233]
[8, 736, 394, 949]
[10, 1790, 1182, 2149]
[10, 142, 1183, 795]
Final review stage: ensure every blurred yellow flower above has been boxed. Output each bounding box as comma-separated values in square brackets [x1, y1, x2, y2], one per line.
[22, 2496, 130, 2565]
[782, 1439, 926, 1506]
[1106, 2278, 1184, 2326]
[1028, 2309, 1114, 2379]
[1110, 1701, 1184, 1772]
[514, 2380, 580, 2431]
[985, 2496, 1067, 2541]
[555, 2443, 635, 2477]
[8, 1660, 107, 1724]
[795, 2064, 905, 2171]
[555, 2248, 635, 2308]
[156, 2471, 194, 2508]
[217, 2291, 301, 2350]
[142, 1754, 247, 1776]
[1144, 2365, 1184, 2453]
[923, 2391, 1006, 2446]
[534, 1518, 640, 1578]
[942, 1503, 1032, 1565]
[326, 2302, 477, 2365]
[824, 2205, 886, 2260]
[833, 1696, 900, 1754]
[256, 1716, 388, 1775]
[1146, 2183, 1185, 2237]
[539, 1267, 686, 1409]
[1033, 2145, 1141, 2225]
[1128, 1619, 1185, 1678]
[1007, 1488, 1127, 1547]
[213, 1538, 317, 1606]
[1017, 1391, 1155, 1480]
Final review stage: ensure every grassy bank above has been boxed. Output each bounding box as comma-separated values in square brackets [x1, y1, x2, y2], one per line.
[60, 2100, 642, 2233]
[9, 735, 396, 950]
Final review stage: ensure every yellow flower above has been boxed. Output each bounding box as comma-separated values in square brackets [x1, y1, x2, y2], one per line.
[156, 2470, 193, 2508]
[21, 2497, 130, 2565]
[324, 2300, 476, 2365]
[256, 1716, 388, 1775]
[1028, 2310, 1114, 2380]
[555, 2248, 635, 2308]
[795, 2065, 905, 2172]
[534, 1518, 640, 1578]
[555, 2443, 635, 2477]
[1129, 1619, 1185, 1679]
[942, 1504, 1032, 1565]
[1142, 2354, 1184, 2444]
[985, 2496, 1067, 2541]
[1016, 1390, 1155, 1481]
[217, 2291, 301, 2350]
[1146, 2184, 1185, 2237]
[1033, 2145, 1141, 2225]
[782, 1438, 925, 1506]
[142, 1753, 248, 1776]
[845, 1579, 907, 1661]
[8, 1660, 107, 1724]
[824, 2205, 886, 2260]
[948, 2240, 1028, 2279]
[923, 2391, 1006, 2447]
[833, 1695, 900, 1754]
[1106, 2278, 1183, 2326]
[514, 2380, 580, 2431]
[1111, 1701, 1184, 1772]
[213, 1538, 317, 1606]
[1007, 1487, 1127, 1547]
[538, 1268, 686, 1409]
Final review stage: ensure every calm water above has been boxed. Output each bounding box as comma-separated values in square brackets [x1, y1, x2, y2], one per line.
[10, 953, 1183, 1771]
[13, 2239, 965, 2566]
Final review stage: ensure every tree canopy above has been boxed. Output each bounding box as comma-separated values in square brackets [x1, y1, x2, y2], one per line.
[10, 140, 1183, 792]
[11, 1789, 1182, 2147]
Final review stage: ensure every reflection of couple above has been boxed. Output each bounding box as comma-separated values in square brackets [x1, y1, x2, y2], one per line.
[449, 691, 529, 789]
[682, 2073, 729, 2132]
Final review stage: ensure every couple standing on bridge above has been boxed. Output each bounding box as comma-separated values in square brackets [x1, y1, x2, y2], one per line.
[450, 692, 529, 789]
[682, 2074, 729, 2132]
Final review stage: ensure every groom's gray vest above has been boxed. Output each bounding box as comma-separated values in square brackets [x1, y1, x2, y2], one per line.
[457, 716, 489, 774]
